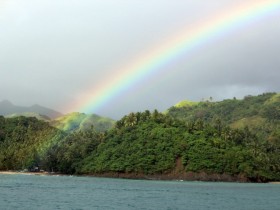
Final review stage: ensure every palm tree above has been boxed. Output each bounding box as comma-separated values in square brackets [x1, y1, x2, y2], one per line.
[124, 113, 137, 127]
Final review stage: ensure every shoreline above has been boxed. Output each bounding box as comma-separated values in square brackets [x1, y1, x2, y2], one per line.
[0, 171, 60, 176]
[1, 171, 279, 183]
[81, 171, 251, 183]
[269, 182, 280, 184]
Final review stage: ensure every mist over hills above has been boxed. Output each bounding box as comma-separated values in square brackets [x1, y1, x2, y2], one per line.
[5, 112, 51, 121]
[0, 100, 63, 119]
[0, 100, 115, 132]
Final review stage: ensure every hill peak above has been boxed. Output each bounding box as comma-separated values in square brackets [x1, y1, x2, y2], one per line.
[174, 100, 199, 108]
[0, 100, 13, 106]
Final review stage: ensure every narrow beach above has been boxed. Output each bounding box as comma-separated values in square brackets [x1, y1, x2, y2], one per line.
[0, 171, 54, 176]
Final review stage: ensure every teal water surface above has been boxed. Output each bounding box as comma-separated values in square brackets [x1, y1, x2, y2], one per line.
[0, 174, 279, 210]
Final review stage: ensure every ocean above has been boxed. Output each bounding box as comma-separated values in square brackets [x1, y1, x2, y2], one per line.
[0, 174, 279, 210]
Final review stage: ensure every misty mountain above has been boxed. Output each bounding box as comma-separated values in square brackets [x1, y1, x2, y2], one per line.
[0, 100, 63, 119]
[5, 112, 51, 121]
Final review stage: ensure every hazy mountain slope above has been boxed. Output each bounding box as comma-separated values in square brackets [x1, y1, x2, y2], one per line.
[5, 112, 51, 121]
[0, 100, 26, 114]
[26, 104, 63, 119]
[51, 112, 115, 132]
[0, 100, 63, 119]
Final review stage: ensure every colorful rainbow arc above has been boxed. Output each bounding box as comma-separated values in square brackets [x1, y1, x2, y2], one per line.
[70, 0, 280, 114]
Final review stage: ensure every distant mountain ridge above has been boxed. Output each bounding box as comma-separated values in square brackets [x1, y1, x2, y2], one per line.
[0, 100, 115, 132]
[5, 112, 51, 121]
[0, 100, 63, 119]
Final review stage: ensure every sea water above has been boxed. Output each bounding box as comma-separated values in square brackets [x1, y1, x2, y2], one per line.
[0, 174, 279, 210]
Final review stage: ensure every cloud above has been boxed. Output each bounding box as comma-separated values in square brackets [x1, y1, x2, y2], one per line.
[0, 0, 279, 119]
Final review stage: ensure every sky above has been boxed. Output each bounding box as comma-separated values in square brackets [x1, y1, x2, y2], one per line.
[1, 0, 280, 119]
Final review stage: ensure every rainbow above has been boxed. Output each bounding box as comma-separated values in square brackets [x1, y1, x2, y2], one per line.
[71, 0, 280, 114]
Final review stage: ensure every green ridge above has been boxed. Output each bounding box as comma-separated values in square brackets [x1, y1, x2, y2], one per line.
[174, 100, 199, 108]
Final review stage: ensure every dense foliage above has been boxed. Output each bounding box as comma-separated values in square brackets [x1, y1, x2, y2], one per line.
[167, 92, 280, 127]
[78, 110, 280, 181]
[0, 116, 64, 170]
[0, 93, 279, 182]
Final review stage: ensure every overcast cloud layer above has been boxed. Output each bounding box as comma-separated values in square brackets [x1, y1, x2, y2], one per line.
[1, 0, 280, 119]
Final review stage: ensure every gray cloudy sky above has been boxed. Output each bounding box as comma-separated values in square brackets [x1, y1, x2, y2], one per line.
[1, 0, 280, 119]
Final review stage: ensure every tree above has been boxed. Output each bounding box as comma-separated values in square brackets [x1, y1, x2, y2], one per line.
[124, 113, 137, 127]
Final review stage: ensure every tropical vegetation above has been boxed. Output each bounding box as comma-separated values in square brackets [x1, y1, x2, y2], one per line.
[0, 92, 279, 182]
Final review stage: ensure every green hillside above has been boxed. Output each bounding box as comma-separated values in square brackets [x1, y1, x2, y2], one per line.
[167, 92, 280, 128]
[174, 100, 199, 108]
[51, 112, 115, 132]
[76, 109, 280, 182]
[0, 92, 279, 182]
[0, 116, 64, 170]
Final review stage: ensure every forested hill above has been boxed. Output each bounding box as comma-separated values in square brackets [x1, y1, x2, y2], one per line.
[50, 112, 115, 132]
[0, 92, 279, 182]
[0, 116, 64, 170]
[166, 92, 280, 129]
